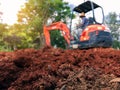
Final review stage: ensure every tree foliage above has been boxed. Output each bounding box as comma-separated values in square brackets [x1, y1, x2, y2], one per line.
[106, 12, 119, 40]
[0, 23, 10, 51]
[17, 0, 71, 48]
[50, 30, 67, 49]
[106, 12, 120, 49]
[0, 0, 72, 51]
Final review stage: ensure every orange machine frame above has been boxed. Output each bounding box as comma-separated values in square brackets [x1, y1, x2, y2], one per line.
[43, 22, 71, 46]
[44, 21, 110, 47]
[80, 24, 109, 41]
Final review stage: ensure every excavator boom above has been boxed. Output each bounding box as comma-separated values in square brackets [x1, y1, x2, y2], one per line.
[44, 22, 71, 46]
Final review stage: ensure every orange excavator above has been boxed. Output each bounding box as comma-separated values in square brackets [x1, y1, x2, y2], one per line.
[44, 1, 112, 49]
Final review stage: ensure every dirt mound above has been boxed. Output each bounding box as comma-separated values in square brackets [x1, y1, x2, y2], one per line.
[0, 47, 120, 90]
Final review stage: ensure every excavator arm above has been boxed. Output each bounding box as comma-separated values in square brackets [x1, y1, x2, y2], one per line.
[43, 22, 71, 46]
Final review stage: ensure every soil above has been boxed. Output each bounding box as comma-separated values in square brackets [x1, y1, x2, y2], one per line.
[0, 46, 120, 90]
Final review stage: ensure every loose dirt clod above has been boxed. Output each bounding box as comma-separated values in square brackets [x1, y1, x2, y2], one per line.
[0, 47, 120, 90]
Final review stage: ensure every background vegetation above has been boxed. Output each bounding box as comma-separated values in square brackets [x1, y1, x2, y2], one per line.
[0, 0, 120, 51]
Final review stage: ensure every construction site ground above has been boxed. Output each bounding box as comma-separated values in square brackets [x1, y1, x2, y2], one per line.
[0, 46, 120, 90]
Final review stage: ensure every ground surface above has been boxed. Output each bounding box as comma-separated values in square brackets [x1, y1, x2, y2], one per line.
[0, 46, 120, 90]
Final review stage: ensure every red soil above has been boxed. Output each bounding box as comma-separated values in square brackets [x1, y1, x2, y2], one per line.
[0, 46, 120, 90]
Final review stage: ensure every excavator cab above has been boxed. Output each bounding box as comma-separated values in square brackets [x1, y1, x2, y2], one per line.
[72, 0, 104, 25]
[69, 0, 113, 49]
[44, 0, 112, 49]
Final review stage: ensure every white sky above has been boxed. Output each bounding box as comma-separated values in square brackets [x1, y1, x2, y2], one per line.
[0, 0, 119, 25]
[0, 0, 26, 25]
[64, 0, 120, 15]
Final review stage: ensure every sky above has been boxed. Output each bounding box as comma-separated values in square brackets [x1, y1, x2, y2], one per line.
[64, 0, 120, 14]
[0, 0, 120, 25]
[0, 0, 26, 25]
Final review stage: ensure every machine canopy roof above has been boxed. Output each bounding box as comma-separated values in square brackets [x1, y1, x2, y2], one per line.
[73, 1, 100, 13]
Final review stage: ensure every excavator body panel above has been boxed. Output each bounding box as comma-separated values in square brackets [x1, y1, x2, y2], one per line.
[69, 24, 112, 49]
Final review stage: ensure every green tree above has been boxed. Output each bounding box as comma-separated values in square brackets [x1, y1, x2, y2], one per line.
[50, 30, 67, 48]
[47, 1, 71, 49]
[2, 23, 35, 50]
[106, 12, 120, 49]
[0, 23, 10, 51]
[17, 0, 71, 48]
[3, 34, 22, 50]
